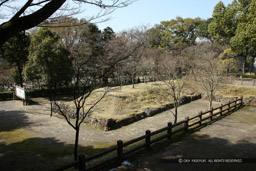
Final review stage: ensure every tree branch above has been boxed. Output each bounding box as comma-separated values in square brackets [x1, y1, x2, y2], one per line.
[78, 88, 108, 126]
[53, 101, 76, 130]
[10, 0, 33, 21]
[0, 0, 9, 7]
[0, 0, 66, 46]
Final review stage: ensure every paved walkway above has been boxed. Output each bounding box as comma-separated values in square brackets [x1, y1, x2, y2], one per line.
[0, 99, 219, 147]
[137, 106, 256, 171]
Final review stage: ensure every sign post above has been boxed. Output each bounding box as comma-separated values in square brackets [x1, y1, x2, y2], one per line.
[15, 86, 28, 105]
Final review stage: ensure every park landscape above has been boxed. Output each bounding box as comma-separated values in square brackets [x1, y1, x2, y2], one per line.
[1, 0, 256, 171]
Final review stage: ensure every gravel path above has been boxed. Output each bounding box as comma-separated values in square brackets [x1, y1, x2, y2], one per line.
[0, 99, 220, 147]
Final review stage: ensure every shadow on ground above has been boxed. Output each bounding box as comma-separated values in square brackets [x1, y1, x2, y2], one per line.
[137, 111, 256, 171]
[0, 137, 111, 171]
[0, 109, 110, 171]
[0, 110, 31, 132]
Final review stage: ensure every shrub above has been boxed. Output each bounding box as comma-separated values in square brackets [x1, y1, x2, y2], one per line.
[0, 91, 14, 100]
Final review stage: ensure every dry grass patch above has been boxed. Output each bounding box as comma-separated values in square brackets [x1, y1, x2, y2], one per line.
[58, 80, 256, 121]
[216, 84, 256, 97]
[185, 80, 256, 98]
[74, 82, 199, 120]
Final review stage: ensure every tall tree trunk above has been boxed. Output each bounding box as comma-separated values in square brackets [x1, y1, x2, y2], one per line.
[209, 99, 213, 109]
[74, 126, 80, 161]
[17, 62, 23, 87]
[174, 106, 178, 124]
[209, 93, 213, 109]
[242, 57, 246, 75]
[174, 102, 178, 124]
[132, 75, 135, 88]
[119, 75, 122, 90]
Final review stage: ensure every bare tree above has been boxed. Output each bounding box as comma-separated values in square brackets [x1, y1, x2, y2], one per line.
[141, 48, 165, 82]
[112, 28, 145, 89]
[194, 43, 223, 109]
[52, 25, 143, 161]
[157, 53, 186, 124]
[0, 0, 135, 46]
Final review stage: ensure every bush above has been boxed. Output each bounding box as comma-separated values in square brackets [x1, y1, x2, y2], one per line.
[235, 74, 256, 79]
[0, 91, 14, 100]
[27, 89, 50, 98]
[0, 87, 75, 101]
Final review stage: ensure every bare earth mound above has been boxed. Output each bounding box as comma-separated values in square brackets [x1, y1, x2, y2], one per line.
[70, 82, 201, 130]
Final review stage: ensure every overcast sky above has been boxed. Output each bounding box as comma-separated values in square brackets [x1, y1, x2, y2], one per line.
[83, 0, 233, 32]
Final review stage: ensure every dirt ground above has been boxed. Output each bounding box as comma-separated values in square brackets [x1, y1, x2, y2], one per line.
[0, 98, 219, 147]
[1, 99, 255, 170]
[136, 106, 256, 171]
[0, 98, 220, 170]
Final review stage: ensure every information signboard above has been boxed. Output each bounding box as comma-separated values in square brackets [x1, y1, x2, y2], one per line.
[15, 86, 26, 100]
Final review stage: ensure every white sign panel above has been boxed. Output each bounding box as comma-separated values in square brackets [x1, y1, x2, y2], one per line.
[16, 86, 26, 99]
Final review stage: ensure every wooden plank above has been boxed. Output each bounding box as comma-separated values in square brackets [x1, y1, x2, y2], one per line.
[151, 134, 167, 144]
[151, 126, 168, 136]
[123, 135, 146, 146]
[85, 146, 117, 162]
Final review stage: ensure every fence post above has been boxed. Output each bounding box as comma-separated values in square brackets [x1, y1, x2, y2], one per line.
[210, 107, 213, 121]
[117, 140, 123, 162]
[78, 154, 86, 171]
[220, 104, 223, 116]
[235, 97, 238, 109]
[145, 130, 151, 150]
[167, 122, 172, 140]
[185, 117, 189, 132]
[240, 76, 243, 85]
[228, 100, 230, 112]
[253, 79, 255, 86]
[199, 111, 202, 125]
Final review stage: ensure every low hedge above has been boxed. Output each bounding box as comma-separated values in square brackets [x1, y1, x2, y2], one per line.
[0, 91, 14, 101]
[0, 88, 75, 101]
[0, 89, 50, 101]
[235, 74, 256, 79]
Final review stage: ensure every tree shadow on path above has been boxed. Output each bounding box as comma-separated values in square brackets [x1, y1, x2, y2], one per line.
[0, 136, 111, 171]
[140, 133, 256, 171]
[0, 110, 31, 132]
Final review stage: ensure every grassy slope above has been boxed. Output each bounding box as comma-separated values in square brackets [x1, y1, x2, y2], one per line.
[79, 81, 198, 120]
[77, 81, 256, 120]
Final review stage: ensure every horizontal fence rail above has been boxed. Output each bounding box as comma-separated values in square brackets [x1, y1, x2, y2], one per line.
[55, 97, 243, 171]
[223, 77, 256, 86]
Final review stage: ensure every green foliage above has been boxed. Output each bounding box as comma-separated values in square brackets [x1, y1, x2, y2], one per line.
[209, 0, 256, 73]
[144, 25, 162, 48]
[0, 32, 30, 86]
[208, 1, 238, 45]
[102, 26, 115, 41]
[196, 18, 213, 42]
[145, 17, 207, 52]
[0, 91, 13, 100]
[23, 28, 73, 88]
[219, 48, 237, 58]
[235, 74, 256, 79]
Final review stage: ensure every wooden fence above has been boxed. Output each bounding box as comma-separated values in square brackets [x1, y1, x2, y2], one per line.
[55, 97, 243, 171]
[224, 77, 256, 86]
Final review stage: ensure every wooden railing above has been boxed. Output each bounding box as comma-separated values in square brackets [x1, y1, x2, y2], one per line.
[54, 97, 243, 171]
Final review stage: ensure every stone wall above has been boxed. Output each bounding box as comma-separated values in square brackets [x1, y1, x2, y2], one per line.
[214, 95, 256, 106]
[85, 94, 202, 131]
